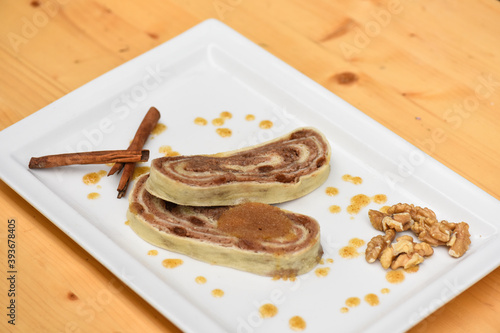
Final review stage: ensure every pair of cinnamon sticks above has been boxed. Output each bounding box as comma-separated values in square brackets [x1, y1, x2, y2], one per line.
[29, 107, 161, 198]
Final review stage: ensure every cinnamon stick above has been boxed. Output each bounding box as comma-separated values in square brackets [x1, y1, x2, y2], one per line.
[112, 107, 160, 198]
[108, 107, 161, 176]
[29, 150, 149, 169]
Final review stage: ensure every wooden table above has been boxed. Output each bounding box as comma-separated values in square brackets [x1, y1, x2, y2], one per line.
[1, 0, 499, 332]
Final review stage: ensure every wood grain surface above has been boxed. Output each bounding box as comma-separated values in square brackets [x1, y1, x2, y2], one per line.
[1, 0, 500, 332]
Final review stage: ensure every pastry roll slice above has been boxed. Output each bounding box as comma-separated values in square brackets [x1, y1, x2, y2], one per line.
[128, 174, 323, 277]
[146, 127, 331, 206]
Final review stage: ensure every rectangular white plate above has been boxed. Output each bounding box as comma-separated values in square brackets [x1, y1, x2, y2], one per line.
[1, 19, 499, 333]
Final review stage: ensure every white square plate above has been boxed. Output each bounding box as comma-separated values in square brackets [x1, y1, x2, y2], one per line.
[1, 19, 499, 333]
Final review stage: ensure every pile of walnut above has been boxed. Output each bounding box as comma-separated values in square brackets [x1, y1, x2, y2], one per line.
[365, 203, 471, 270]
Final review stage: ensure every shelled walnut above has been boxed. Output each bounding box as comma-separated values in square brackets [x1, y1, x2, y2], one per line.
[365, 203, 471, 270]
[368, 210, 386, 231]
[365, 229, 396, 263]
[373, 235, 432, 270]
[387, 203, 436, 222]
[391, 253, 424, 270]
[368, 209, 413, 232]
[448, 222, 471, 258]
[414, 242, 434, 257]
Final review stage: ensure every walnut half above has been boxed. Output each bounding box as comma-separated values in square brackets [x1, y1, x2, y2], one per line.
[387, 203, 437, 222]
[365, 229, 396, 263]
[368, 209, 386, 232]
[368, 209, 413, 233]
[448, 222, 471, 258]
[391, 252, 424, 270]
[414, 242, 434, 257]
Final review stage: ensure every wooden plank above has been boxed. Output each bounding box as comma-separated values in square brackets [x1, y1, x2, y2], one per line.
[1, 0, 499, 332]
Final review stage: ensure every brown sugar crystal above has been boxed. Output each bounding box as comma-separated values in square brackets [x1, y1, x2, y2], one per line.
[217, 202, 294, 242]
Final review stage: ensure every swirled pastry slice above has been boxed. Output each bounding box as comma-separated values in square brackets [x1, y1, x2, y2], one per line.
[146, 127, 331, 206]
[128, 174, 323, 277]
